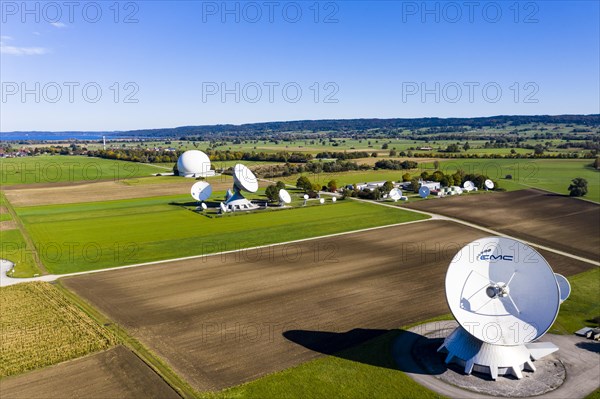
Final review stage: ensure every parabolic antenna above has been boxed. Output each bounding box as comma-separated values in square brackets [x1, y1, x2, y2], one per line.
[419, 186, 430, 198]
[445, 237, 560, 346]
[554, 273, 571, 303]
[303, 194, 309, 200]
[331, 197, 337, 203]
[463, 180, 475, 192]
[319, 198, 325, 204]
[233, 164, 258, 193]
[190, 181, 212, 201]
[389, 188, 402, 201]
[439, 236, 567, 379]
[485, 179, 495, 190]
[279, 189, 291, 204]
[200, 202, 208, 210]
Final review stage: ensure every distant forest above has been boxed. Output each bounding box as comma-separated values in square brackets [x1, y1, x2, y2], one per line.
[120, 114, 600, 139]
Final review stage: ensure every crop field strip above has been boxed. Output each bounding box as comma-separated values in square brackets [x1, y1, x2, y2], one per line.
[408, 189, 600, 262]
[15, 197, 428, 274]
[62, 220, 594, 392]
[0, 282, 117, 377]
[0, 345, 181, 399]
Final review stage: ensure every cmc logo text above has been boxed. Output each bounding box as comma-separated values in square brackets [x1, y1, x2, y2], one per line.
[479, 255, 514, 261]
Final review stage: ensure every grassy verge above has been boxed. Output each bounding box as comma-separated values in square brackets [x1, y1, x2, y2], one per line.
[549, 268, 600, 334]
[0, 229, 41, 277]
[0, 282, 117, 377]
[17, 197, 429, 274]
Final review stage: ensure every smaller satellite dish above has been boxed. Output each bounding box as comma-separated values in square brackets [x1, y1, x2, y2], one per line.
[303, 194, 309, 200]
[485, 179, 495, 190]
[419, 186, 430, 198]
[279, 189, 291, 204]
[319, 198, 325, 204]
[201, 203, 208, 210]
[191, 181, 212, 201]
[389, 188, 402, 202]
[455, 187, 463, 195]
[554, 273, 571, 303]
[220, 202, 227, 213]
[331, 197, 337, 203]
[463, 180, 474, 192]
[233, 164, 259, 193]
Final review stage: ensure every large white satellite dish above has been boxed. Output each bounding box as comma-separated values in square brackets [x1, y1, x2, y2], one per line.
[463, 180, 475, 192]
[419, 186, 430, 198]
[439, 236, 568, 380]
[222, 164, 260, 212]
[233, 164, 258, 193]
[279, 189, 291, 204]
[485, 179, 495, 190]
[389, 188, 402, 202]
[190, 181, 212, 201]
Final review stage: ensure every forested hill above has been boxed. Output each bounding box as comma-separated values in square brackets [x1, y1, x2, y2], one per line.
[121, 114, 600, 137]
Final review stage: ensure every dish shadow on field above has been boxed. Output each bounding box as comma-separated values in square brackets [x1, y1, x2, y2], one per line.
[283, 328, 446, 375]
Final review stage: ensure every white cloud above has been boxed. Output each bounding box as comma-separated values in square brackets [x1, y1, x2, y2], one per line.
[0, 42, 49, 56]
[0, 35, 13, 41]
[50, 22, 67, 28]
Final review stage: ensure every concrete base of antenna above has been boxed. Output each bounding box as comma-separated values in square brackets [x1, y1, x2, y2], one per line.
[223, 188, 260, 212]
[437, 326, 558, 380]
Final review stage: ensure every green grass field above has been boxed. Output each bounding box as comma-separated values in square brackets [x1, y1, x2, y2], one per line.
[16, 197, 428, 274]
[0, 156, 164, 185]
[0, 229, 41, 277]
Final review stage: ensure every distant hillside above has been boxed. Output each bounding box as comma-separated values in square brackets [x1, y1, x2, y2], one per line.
[3, 114, 599, 140]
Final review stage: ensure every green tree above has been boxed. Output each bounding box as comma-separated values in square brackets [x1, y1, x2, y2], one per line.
[534, 144, 544, 155]
[311, 182, 322, 192]
[410, 178, 420, 192]
[568, 178, 588, 197]
[433, 160, 440, 170]
[463, 142, 471, 151]
[275, 181, 286, 190]
[446, 144, 460, 153]
[402, 173, 411, 182]
[296, 176, 312, 191]
[265, 185, 279, 202]
[382, 181, 394, 194]
[327, 179, 338, 192]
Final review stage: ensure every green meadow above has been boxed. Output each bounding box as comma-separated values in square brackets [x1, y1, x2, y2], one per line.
[16, 197, 428, 274]
[0, 156, 163, 185]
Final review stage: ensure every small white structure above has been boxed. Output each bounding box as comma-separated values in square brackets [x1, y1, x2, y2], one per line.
[177, 150, 214, 178]
[438, 237, 570, 380]
[420, 180, 441, 191]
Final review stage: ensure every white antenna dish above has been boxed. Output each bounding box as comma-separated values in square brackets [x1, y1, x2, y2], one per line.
[419, 186, 430, 198]
[233, 164, 258, 193]
[279, 189, 291, 204]
[331, 197, 337, 203]
[190, 181, 212, 201]
[554, 273, 571, 303]
[463, 180, 475, 192]
[439, 236, 567, 380]
[303, 194, 309, 200]
[219, 202, 227, 213]
[389, 188, 402, 201]
[319, 198, 325, 204]
[485, 179, 495, 190]
[200, 202, 208, 210]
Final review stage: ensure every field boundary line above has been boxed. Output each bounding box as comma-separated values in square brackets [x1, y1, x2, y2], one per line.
[350, 197, 600, 267]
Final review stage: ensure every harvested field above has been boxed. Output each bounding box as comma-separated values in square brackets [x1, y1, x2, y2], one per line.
[2, 175, 251, 207]
[407, 189, 600, 261]
[0, 346, 181, 399]
[62, 220, 593, 392]
[0, 220, 17, 230]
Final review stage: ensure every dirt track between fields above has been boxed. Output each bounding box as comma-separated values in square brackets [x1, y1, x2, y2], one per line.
[62, 220, 593, 392]
[0, 346, 180, 399]
[407, 189, 600, 262]
[2, 176, 264, 207]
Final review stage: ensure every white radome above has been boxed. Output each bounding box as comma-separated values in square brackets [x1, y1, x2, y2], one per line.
[177, 150, 212, 178]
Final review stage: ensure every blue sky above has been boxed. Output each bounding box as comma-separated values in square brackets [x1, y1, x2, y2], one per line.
[1, 1, 599, 131]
